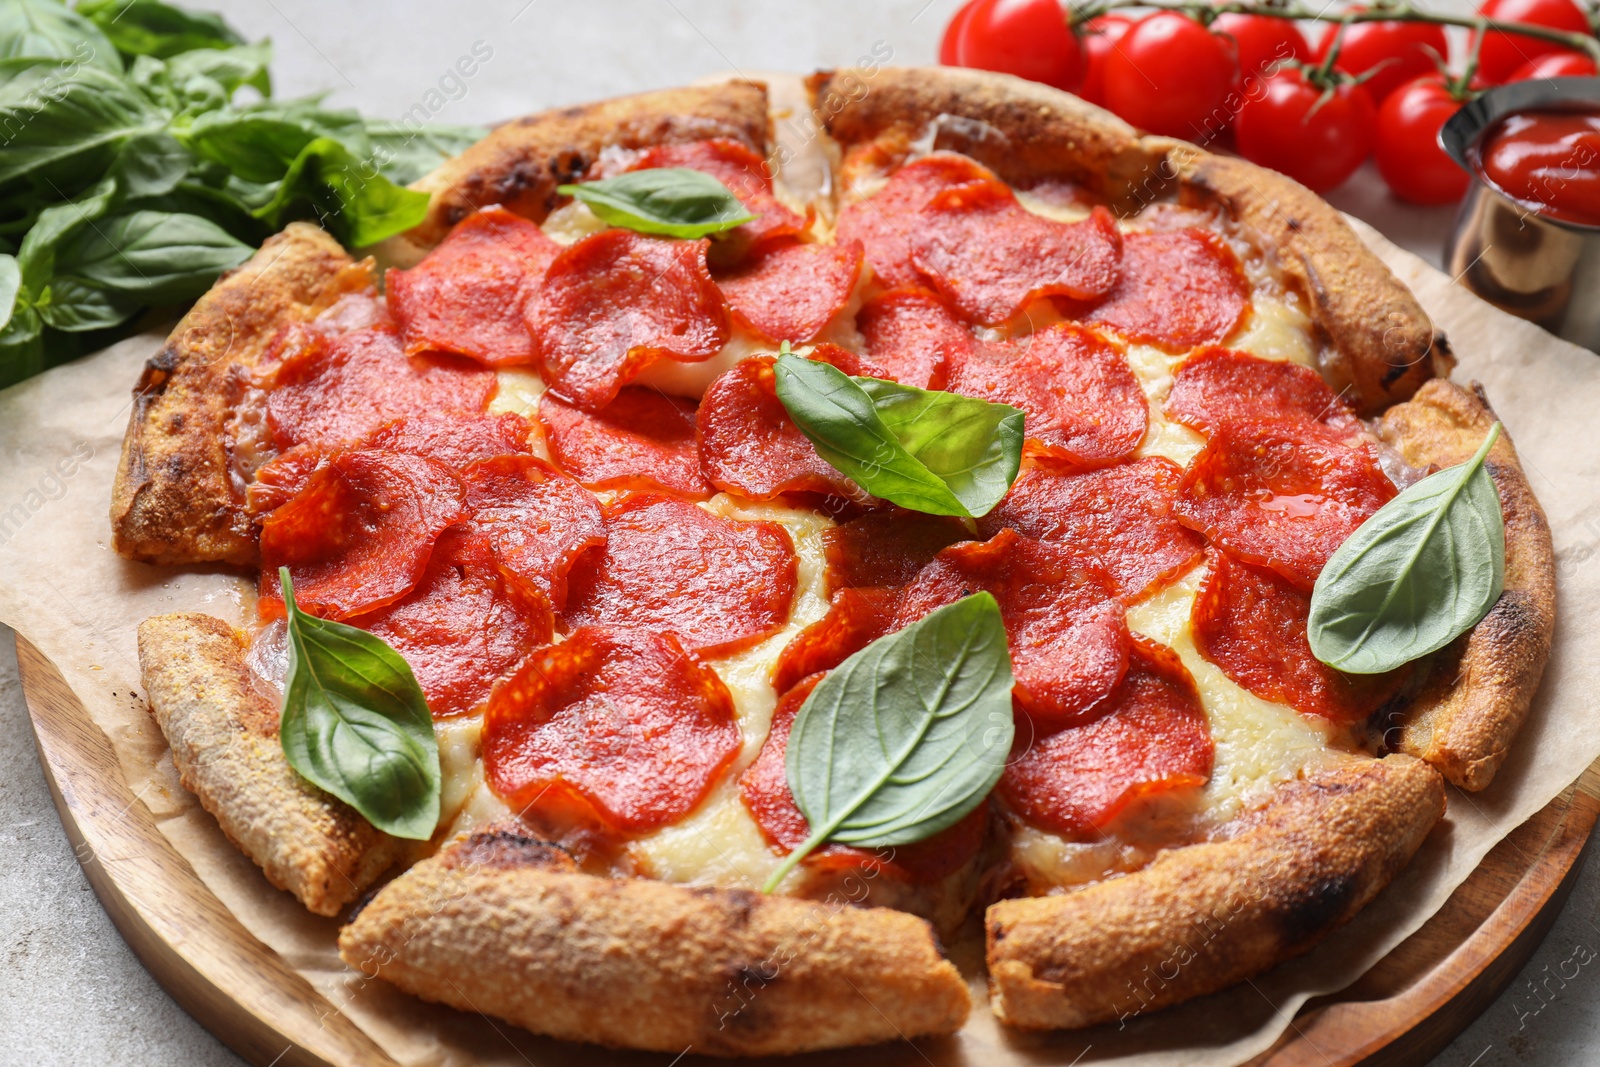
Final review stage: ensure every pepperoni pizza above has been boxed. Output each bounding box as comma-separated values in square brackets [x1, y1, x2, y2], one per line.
[112, 69, 1555, 1056]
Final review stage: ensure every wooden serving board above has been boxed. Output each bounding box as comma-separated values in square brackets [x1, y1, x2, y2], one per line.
[17, 632, 1599, 1067]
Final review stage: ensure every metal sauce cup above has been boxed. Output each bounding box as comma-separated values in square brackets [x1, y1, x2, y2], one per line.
[1442, 76, 1600, 352]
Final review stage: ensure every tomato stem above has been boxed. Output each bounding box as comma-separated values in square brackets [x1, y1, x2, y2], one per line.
[1065, 0, 1600, 62]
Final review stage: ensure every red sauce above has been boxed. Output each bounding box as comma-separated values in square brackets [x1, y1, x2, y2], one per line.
[1478, 107, 1600, 227]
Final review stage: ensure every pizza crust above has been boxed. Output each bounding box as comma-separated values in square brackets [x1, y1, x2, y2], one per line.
[808, 65, 1452, 415]
[337, 827, 971, 1055]
[391, 81, 772, 259]
[986, 754, 1444, 1029]
[110, 223, 369, 566]
[138, 613, 402, 916]
[1377, 379, 1557, 790]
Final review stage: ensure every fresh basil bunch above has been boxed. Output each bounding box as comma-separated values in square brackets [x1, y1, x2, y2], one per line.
[0, 0, 484, 389]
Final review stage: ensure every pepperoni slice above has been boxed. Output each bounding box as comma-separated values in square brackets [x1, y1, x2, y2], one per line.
[353, 531, 555, 718]
[1164, 347, 1363, 435]
[563, 493, 798, 657]
[247, 443, 328, 516]
[530, 230, 728, 411]
[977, 458, 1205, 601]
[538, 387, 709, 498]
[836, 153, 999, 289]
[948, 323, 1147, 468]
[913, 185, 1122, 326]
[248, 413, 531, 516]
[627, 139, 806, 250]
[457, 454, 605, 610]
[893, 530, 1130, 725]
[1072, 229, 1250, 351]
[483, 627, 741, 833]
[821, 510, 973, 592]
[697, 348, 870, 502]
[258, 451, 465, 621]
[999, 636, 1213, 838]
[266, 323, 497, 450]
[1193, 549, 1406, 723]
[386, 206, 558, 367]
[715, 239, 863, 343]
[1175, 418, 1398, 591]
[360, 412, 534, 467]
[856, 288, 972, 391]
[771, 587, 897, 696]
[740, 673, 989, 882]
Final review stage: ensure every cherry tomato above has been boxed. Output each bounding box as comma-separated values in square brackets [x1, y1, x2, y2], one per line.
[1212, 13, 1310, 90]
[940, 0, 981, 65]
[1374, 75, 1471, 205]
[1104, 13, 1237, 140]
[1234, 69, 1376, 192]
[1313, 16, 1449, 105]
[1506, 49, 1599, 80]
[1473, 0, 1594, 84]
[944, 0, 1086, 92]
[1078, 14, 1135, 107]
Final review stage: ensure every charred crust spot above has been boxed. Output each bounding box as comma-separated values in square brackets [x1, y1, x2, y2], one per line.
[551, 150, 589, 184]
[1285, 217, 1302, 233]
[137, 348, 181, 394]
[690, 884, 760, 926]
[1275, 871, 1358, 948]
[1382, 353, 1420, 388]
[450, 830, 575, 872]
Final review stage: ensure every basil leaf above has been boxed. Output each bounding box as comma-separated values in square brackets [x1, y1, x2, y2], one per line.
[0, 0, 119, 70]
[363, 119, 486, 185]
[763, 592, 1014, 892]
[16, 177, 117, 289]
[112, 129, 191, 197]
[0, 253, 20, 332]
[0, 58, 166, 188]
[36, 276, 140, 331]
[167, 42, 271, 97]
[278, 569, 441, 840]
[1309, 423, 1507, 674]
[0, 301, 44, 388]
[773, 351, 1023, 517]
[253, 135, 429, 246]
[558, 167, 754, 239]
[54, 209, 251, 303]
[181, 101, 371, 183]
[78, 0, 245, 60]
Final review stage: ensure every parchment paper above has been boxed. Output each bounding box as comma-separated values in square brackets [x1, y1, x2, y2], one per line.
[1, 220, 1597, 1067]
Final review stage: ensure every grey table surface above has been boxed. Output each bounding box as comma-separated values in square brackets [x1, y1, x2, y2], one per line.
[3, 1, 1597, 1064]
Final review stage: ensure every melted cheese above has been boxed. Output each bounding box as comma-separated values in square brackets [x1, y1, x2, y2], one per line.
[1127, 566, 1346, 822]
[627, 495, 833, 887]
[435, 716, 485, 830]
[1007, 566, 1350, 891]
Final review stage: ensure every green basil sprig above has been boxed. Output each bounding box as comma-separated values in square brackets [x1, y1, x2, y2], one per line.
[762, 592, 1014, 892]
[1308, 423, 1507, 674]
[0, 1, 483, 390]
[279, 569, 441, 840]
[773, 349, 1024, 517]
[78, 0, 245, 60]
[557, 167, 754, 239]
